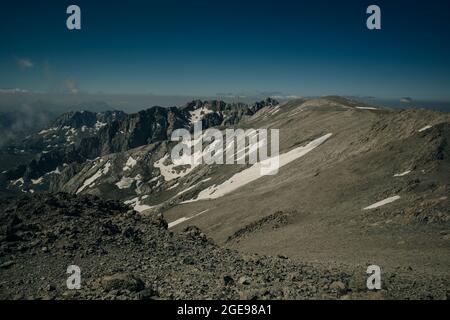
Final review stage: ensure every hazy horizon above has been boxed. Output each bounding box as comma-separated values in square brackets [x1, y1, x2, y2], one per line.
[2, 0, 450, 100]
[1, 91, 450, 113]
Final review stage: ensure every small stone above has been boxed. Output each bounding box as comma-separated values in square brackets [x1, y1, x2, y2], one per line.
[46, 284, 56, 291]
[330, 281, 347, 294]
[287, 272, 298, 281]
[238, 276, 251, 285]
[223, 275, 234, 286]
[138, 288, 159, 300]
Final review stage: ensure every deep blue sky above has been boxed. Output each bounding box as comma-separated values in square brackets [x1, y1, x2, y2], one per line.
[1, 0, 450, 99]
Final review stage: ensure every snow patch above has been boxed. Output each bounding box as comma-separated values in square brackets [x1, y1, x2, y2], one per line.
[149, 176, 160, 182]
[31, 177, 44, 185]
[189, 107, 213, 124]
[288, 110, 303, 117]
[77, 161, 111, 194]
[133, 202, 154, 213]
[134, 175, 144, 194]
[183, 133, 332, 203]
[154, 154, 195, 181]
[11, 178, 24, 186]
[363, 196, 401, 210]
[356, 107, 378, 110]
[167, 182, 179, 190]
[38, 127, 57, 135]
[47, 167, 61, 175]
[95, 121, 107, 130]
[394, 171, 411, 177]
[419, 125, 432, 133]
[124, 196, 155, 213]
[270, 107, 281, 115]
[175, 178, 212, 197]
[115, 176, 135, 189]
[124, 197, 139, 205]
[116, 174, 142, 193]
[168, 210, 210, 229]
[123, 156, 137, 171]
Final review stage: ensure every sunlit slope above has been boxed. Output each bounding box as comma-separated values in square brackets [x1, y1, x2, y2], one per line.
[164, 98, 450, 275]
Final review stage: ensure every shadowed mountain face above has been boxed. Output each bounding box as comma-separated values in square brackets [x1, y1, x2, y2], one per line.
[0, 96, 449, 299]
[0, 98, 278, 194]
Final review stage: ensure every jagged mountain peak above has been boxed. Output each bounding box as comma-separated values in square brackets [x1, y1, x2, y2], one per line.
[51, 109, 127, 130]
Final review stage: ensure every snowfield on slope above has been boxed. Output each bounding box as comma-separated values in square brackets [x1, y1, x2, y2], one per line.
[363, 195, 401, 210]
[123, 156, 137, 171]
[115, 174, 143, 190]
[124, 196, 155, 213]
[356, 107, 378, 110]
[76, 161, 111, 194]
[394, 170, 411, 177]
[419, 125, 433, 132]
[154, 154, 196, 181]
[168, 209, 210, 229]
[183, 133, 333, 202]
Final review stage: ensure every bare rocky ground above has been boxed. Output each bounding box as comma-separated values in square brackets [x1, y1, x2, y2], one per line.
[0, 193, 449, 300]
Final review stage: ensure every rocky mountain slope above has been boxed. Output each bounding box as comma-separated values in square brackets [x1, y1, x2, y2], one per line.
[0, 96, 449, 299]
[0, 98, 277, 196]
[1, 193, 448, 300]
[163, 98, 450, 277]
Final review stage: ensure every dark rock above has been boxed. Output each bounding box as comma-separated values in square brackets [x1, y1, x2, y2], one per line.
[330, 281, 348, 295]
[46, 284, 56, 292]
[138, 288, 159, 300]
[182, 256, 195, 265]
[101, 273, 145, 293]
[223, 275, 235, 286]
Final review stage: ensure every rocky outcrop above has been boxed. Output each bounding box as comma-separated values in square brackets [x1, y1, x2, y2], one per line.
[183, 98, 278, 128]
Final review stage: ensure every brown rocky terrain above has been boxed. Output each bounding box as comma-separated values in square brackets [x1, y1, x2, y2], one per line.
[1, 193, 448, 300]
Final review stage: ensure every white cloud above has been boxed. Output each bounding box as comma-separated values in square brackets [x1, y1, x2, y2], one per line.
[17, 58, 34, 69]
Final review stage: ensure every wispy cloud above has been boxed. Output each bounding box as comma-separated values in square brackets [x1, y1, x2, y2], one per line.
[16, 58, 34, 69]
[62, 77, 80, 94]
[400, 97, 413, 103]
[0, 88, 28, 94]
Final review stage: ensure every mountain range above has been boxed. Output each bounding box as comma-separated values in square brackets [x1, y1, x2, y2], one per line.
[1, 96, 449, 299]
